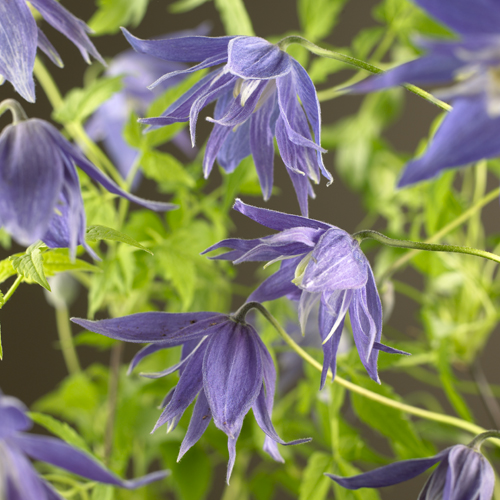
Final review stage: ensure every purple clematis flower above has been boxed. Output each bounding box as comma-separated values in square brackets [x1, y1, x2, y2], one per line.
[349, 0, 500, 187]
[120, 30, 332, 216]
[71, 308, 311, 483]
[326, 443, 495, 499]
[0, 0, 104, 103]
[0, 391, 168, 499]
[86, 24, 211, 184]
[0, 113, 176, 257]
[203, 200, 407, 387]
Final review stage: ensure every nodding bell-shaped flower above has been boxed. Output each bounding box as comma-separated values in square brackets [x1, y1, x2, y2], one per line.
[326, 434, 497, 500]
[72, 306, 311, 484]
[203, 200, 408, 388]
[349, 0, 500, 188]
[0, 100, 176, 258]
[0, 391, 169, 499]
[121, 30, 332, 216]
[0, 0, 104, 102]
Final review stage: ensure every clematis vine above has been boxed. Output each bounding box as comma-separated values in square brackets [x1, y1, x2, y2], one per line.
[0, 391, 168, 499]
[72, 305, 311, 483]
[349, 0, 500, 187]
[86, 23, 211, 183]
[204, 200, 407, 387]
[326, 432, 498, 499]
[0, 99, 176, 257]
[0, 0, 104, 103]
[121, 30, 332, 216]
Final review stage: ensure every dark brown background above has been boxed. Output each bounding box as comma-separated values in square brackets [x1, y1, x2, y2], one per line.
[0, 0, 498, 498]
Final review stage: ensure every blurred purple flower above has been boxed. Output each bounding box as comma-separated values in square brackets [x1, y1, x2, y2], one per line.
[204, 200, 407, 387]
[72, 309, 311, 483]
[0, 391, 168, 499]
[121, 31, 332, 216]
[0, 0, 104, 102]
[87, 24, 210, 185]
[327, 443, 495, 499]
[0, 116, 176, 257]
[350, 0, 500, 187]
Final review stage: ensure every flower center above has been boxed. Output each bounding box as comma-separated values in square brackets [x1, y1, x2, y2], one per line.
[292, 252, 313, 288]
[233, 79, 276, 110]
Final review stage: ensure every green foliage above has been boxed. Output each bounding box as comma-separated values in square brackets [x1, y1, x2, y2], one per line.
[214, 0, 255, 36]
[10, 242, 50, 290]
[299, 452, 333, 500]
[28, 412, 92, 453]
[169, 0, 211, 13]
[298, 0, 347, 41]
[89, 0, 150, 34]
[86, 225, 153, 255]
[53, 77, 123, 124]
[350, 375, 431, 459]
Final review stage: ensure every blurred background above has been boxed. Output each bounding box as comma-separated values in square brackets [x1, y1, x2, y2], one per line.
[0, 0, 499, 498]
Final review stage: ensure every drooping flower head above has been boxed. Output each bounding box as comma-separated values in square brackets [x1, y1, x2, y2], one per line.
[72, 307, 311, 483]
[204, 200, 407, 387]
[121, 30, 332, 216]
[0, 391, 168, 499]
[349, 0, 500, 187]
[0, 0, 104, 102]
[0, 104, 176, 257]
[86, 24, 211, 183]
[326, 440, 495, 499]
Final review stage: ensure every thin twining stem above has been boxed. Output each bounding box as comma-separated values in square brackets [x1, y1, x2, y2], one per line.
[241, 301, 500, 448]
[353, 230, 500, 266]
[32, 58, 125, 187]
[278, 35, 451, 112]
[378, 186, 500, 282]
[1, 275, 23, 308]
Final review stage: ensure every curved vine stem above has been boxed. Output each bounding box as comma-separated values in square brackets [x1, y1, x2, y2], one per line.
[278, 35, 452, 112]
[353, 229, 500, 266]
[243, 302, 500, 448]
[379, 186, 500, 283]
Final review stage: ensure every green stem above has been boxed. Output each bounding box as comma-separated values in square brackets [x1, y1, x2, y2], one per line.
[353, 229, 500, 266]
[55, 305, 81, 375]
[247, 302, 500, 447]
[379, 186, 500, 282]
[278, 36, 451, 112]
[468, 431, 500, 451]
[32, 58, 124, 186]
[1, 275, 23, 306]
[104, 342, 123, 464]
[0, 99, 28, 123]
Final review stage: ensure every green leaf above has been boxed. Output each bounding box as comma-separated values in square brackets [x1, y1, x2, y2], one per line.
[28, 412, 91, 453]
[214, 0, 255, 36]
[89, 0, 149, 34]
[43, 249, 101, 276]
[169, 0, 211, 13]
[10, 242, 50, 291]
[0, 258, 15, 284]
[299, 452, 333, 500]
[140, 150, 196, 191]
[171, 446, 212, 500]
[298, 0, 347, 41]
[350, 374, 431, 459]
[53, 77, 123, 124]
[86, 225, 153, 254]
[91, 484, 114, 500]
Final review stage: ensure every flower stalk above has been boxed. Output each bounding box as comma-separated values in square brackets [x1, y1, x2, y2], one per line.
[251, 302, 500, 448]
[278, 35, 452, 111]
[353, 229, 500, 266]
[0, 99, 28, 124]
